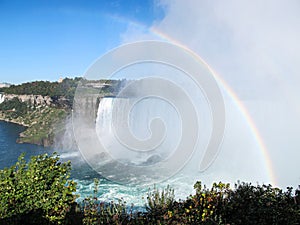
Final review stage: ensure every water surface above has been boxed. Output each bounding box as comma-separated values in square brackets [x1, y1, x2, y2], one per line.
[0, 121, 54, 168]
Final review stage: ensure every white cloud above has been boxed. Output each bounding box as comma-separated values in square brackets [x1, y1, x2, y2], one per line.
[120, 22, 159, 43]
[119, 0, 300, 187]
[154, 0, 300, 98]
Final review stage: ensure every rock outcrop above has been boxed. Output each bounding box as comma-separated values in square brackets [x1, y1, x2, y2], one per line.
[0, 93, 53, 106]
[0, 93, 69, 147]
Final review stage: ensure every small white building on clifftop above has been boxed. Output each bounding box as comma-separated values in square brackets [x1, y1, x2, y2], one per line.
[0, 83, 10, 88]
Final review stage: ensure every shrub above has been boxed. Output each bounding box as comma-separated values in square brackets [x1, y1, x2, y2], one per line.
[0, 153, 76, 224]
[79, 178, 129, 225]
[142, 181, 300, 225]
[222, 182, 300, 225]
[145, 185, 175, 224]
[146, 185, 175, 212]
[0, 152, 299, 225]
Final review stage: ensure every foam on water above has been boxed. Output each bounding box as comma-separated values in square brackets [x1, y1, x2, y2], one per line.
[73, 175, 197, 207]
[61, 96, 213, 205]
[60, 151, 80, 159]
[65, 150, 198, 206]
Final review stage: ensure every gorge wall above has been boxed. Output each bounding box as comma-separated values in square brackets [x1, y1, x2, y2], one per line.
[0, 93, 53, 106]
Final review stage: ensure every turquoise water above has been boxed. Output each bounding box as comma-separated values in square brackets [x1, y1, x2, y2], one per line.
[0, 121, 148, 206]
[0, 120, 195, 207]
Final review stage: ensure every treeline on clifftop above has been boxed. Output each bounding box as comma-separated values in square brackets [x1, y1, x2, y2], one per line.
[0, 153, 299, 225]
[0, 78, 125, 146]
[0, 97, 28, 118]
[0, 78, 83, 145]
[0, 78, 81, 102]
[0, 78, 77, 97]
[0, 78, 124, 104]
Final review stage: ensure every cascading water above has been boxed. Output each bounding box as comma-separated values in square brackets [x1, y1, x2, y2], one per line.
[60, 41, 277, 205]
[60, 96, 201, 205]
[0, 93, 5, 104]
[95, 97, 181, 166]
[60, 95, 272, 206]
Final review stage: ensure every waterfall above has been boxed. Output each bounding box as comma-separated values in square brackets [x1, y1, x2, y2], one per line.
[95, 97, 181, 165]
[0, 93, 5, 104]
[96, 97, 114, 134]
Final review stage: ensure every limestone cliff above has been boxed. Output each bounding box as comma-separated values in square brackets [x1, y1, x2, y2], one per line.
[4, 94, 52, 106]
[0, 93, 68, 147]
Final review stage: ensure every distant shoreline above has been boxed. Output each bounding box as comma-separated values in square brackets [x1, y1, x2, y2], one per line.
[0, 114, 29, 127]
[0, 107, 67, 147]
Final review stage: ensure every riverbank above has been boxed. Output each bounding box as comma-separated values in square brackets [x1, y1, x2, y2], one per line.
[0, 78, 120, 147]
[0, 111, 30, 127]
[0, 106, 68, 147]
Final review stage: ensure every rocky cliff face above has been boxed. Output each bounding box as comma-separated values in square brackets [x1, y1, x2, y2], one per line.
[0, 93, 69, 147]
[0, 93, 5, 104]
[0, 93, 72, 108]
[0, 93, 52, 106]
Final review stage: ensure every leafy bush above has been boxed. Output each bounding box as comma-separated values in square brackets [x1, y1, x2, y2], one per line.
[0, 152, 299, 224]
[145, 185, 175, 223]
[141, 181, 300, 225]
[142, 182, 230, 224]
[146, 185, 175, 212]
[178, 181, 230, 224]
[78, 178, 129, 225]
[222, 182, 300, 225]
[0, 153, 76, 224]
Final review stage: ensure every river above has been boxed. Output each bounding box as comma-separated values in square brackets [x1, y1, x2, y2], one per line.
[0, 120, 150, 206]
[0, 121, 54, 167]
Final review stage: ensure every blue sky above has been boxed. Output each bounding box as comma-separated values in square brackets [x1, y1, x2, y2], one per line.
[0, 0, 164, 84]
[1, 0, 300, 188]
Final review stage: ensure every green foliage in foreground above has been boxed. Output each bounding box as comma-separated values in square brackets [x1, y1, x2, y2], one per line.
[0, 153, 76, 224]
[144, 181, 300, 225]
[0, 153, 299, 225]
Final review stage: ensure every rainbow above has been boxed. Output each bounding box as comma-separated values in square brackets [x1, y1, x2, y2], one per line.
[150, 28, 277, 186]
[103, 13, 277, 186]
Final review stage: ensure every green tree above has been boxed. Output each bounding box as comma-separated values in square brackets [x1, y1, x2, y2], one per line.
[0, 97, 28, 118]
[223, 182, 300, 225]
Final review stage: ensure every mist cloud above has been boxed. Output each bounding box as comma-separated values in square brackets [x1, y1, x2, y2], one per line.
[120, 0, 300, 187]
